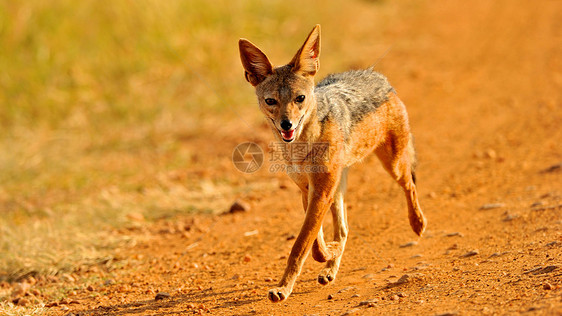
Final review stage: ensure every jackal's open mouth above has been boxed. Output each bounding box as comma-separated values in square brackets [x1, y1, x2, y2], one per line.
[281, 129, 295, 142]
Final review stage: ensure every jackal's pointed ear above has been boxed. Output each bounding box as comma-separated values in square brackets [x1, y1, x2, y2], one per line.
[239, 39, 273, 86]
[289, 24, 321, 77]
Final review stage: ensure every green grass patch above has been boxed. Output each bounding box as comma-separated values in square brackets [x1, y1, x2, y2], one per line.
[0, 0, 412, 286]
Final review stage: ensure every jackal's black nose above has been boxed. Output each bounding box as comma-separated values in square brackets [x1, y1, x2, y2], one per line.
[280, 120, 293, 131]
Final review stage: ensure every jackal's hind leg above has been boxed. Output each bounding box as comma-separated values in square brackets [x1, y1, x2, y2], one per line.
[376, 136, 427, 236]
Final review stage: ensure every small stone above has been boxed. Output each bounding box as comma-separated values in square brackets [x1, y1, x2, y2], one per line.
[396, 274, 410, 284]
[87, 285, 95, 291]
[155, 292, 171, 300]
[328, 294, 334, 300]
[400, 241, 418, 248]
[229, 199, 250, 213]
[126, 212, 145, 222]
[461, 250, 479, 258]
[445, 232, 463, 237]
[362, 274, 376, 279]
[337, 286, 355, 293]
[104, 279, 115, 286]
[243, 254, 252, 262]
[359, 298, 379, 306]
[543, 283, 553, 290]
[485, 149, 497, 159]
[342, 308, 361, 315]
[264, 277, 273, 282]
[244, 230, 258, 237]
[530, 201, 545, 208]
[502, 213, 519, 222]
[534, 265, 559, 275]
[479, 203, 504, 210]
[286, 234, 296, 240]
[351, 294, 360, 298]
[389, 294, 399, 301]
[411, 254, 423, 259]
[545, 241, 559, 247]
[540, 163, 562, 173]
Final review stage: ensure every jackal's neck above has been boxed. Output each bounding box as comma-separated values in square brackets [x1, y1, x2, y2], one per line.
[298, 97, 322, 143]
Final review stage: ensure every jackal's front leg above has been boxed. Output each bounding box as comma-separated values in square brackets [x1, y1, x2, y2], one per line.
[268, 172, 340, 302]
[317, 168, 349, 285]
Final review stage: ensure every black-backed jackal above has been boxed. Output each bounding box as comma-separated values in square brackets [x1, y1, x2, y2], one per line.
[239, 25, 427, 302]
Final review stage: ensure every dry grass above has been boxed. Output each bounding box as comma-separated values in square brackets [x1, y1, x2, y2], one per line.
[0, 0, 411, 297]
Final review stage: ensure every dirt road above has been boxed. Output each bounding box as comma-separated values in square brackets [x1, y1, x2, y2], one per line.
[21, 0, 562, 315]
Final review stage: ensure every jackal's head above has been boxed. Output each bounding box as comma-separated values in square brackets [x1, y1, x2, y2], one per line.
[239, 25, 320, 143]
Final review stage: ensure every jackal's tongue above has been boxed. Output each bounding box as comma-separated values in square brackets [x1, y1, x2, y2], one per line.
[281, 130, 295, 140]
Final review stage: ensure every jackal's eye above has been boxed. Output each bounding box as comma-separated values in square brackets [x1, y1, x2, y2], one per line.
[295, 95, 305, 103]
[264, 98, 277, 106]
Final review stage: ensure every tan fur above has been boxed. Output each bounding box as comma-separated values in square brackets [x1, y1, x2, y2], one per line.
[239, 25, 427, 302]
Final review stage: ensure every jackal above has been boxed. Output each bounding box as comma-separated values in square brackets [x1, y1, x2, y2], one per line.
[239, 24, 427, 302]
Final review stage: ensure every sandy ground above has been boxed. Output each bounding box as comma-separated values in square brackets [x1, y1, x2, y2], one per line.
[5, 0, 562, 315]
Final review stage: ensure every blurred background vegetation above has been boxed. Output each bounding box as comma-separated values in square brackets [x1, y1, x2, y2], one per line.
[0, 0, 408, 283]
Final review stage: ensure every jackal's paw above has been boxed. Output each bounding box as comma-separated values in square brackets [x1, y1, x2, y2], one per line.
[317, 267, 338, 285]
[268, 286, 291, 302]
[409, 212, 427, 237]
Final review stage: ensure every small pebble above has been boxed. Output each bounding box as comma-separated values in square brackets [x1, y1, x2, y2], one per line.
[155, 292, 171, 300]
[461, 250, 479, 258]
[351, 294, 360, 298]
[87, 285, 94, 291]
[445, 232, 463, 237]
[479, 203, 504, 210]
[530, 201, 545, 208]
[400, 241, 418, 248]
[229, 199, 251, 213]
[502, 213, 519, 222]
[396, 274, 410, 284]
[389, 294, 399, 301]
[485, 149, 497, 159]
[338, 286, 355, 293]
[342, 308, 361, 315]
[543, 283, 553, 290]
[327, 294, 334, 300]
[359, 298, 379, 306]
[243, 254, 252, 262]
